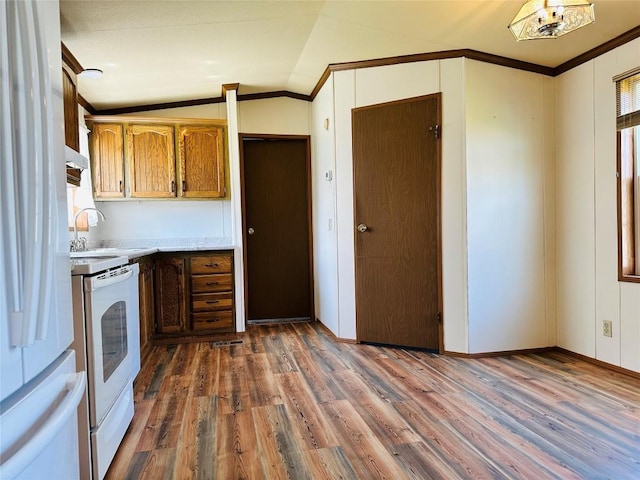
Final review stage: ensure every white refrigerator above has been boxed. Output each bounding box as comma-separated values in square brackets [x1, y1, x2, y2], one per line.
[0, 1, 86, 478]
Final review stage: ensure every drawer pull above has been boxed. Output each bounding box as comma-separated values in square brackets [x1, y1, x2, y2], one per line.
[205, 263, 219, 268]
[205, 282, 219, 286]
[205, 300, 219, 304]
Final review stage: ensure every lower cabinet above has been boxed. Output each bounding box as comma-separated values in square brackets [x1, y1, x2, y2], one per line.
[154, 250, 235, 338]
[137, 256, 155, 358]
[155, 256, 188, 334]
[190, 254, 235, 332]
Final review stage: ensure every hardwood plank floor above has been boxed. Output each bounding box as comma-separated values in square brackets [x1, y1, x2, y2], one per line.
[107, 322, 640, 479]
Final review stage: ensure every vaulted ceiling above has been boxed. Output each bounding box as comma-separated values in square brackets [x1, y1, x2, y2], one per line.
[60, 1, 640, 111]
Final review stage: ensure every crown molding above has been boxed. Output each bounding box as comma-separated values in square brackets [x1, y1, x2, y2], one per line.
[61, 42, 83, 74]
[554, 25, 640, 76]
[69, 26, 640, 113]
[221, 83, 239, 100]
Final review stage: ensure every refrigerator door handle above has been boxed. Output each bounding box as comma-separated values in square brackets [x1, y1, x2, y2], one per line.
[0, 371, 86, 479]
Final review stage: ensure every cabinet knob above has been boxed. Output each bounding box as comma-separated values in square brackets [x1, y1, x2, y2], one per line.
[356, 223, 368, 233]
[248, 227, 255, 235]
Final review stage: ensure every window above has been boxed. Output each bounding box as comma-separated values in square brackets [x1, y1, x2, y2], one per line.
[616, 70, 640, 282]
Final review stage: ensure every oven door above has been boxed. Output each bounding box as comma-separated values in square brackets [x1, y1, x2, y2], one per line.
[83, 263, 139, 427]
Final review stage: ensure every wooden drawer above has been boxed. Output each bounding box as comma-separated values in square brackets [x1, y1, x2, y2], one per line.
[191, 273, 233, 293]
[192, 310, 234, 331]
[191, 255, 232, 275]
[192, 292, 233, 312]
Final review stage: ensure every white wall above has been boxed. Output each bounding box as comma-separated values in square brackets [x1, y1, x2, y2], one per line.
[440, 59, 469, 353]
[322, 59, 471, 345]
[465, 60, 556, 353]
[313, 58, 556, 353]
[238, 97, 309, 135]
[89, 199, 232, 243]
[310, 77, 339, 333]
[333, 69, 357, 340]
[556, 38, 640, 372]
[556, 63, 596, 357]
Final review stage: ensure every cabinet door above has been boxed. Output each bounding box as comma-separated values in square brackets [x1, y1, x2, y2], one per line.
[154, 257, 187, 334]
[128, 124, 176, 198]
[90, 123, 125, 198]
[137, 258, 155, 356]
[178, 126, 225, 198]
[62, 64, 79, 151]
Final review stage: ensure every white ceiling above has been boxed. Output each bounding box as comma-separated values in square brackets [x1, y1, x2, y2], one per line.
[59, 0, 640, 111]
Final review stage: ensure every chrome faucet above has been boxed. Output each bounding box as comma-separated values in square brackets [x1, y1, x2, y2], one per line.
[71, 207, 106, 252]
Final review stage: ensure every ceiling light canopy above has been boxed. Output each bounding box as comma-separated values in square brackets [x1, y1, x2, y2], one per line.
[79, 68, 103, 79]
[508, 0, 595, 41]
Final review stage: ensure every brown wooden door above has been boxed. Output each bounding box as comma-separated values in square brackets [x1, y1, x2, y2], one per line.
[128, 124, 176, 198]
[242, 137, 312, 322]
[178, 125, 225, 198]
[90, 123, 125, 198]
[353, 94, 441, 350]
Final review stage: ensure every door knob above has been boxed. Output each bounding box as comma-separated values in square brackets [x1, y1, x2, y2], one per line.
[248, 227, 255, 235]
[356, 223, 368, 233]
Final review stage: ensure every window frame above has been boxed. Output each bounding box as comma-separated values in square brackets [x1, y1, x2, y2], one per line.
[616, 70, 640, 283]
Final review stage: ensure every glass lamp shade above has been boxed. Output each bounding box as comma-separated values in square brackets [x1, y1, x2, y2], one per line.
[508, 0, 595, 40]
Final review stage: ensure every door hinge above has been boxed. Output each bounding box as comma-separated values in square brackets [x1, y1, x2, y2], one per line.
[436, 312, 442, 324]
[429, 124, 440, 139]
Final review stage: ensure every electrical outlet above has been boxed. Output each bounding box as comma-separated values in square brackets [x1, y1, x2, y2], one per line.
[603, 320, 613, 338]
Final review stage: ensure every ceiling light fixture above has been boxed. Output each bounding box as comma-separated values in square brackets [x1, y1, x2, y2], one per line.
[79, 68, 103, 79]
[508, 0, 595, 41]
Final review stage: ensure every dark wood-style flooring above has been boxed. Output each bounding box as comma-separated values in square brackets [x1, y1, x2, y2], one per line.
[106, 321, 640, 479]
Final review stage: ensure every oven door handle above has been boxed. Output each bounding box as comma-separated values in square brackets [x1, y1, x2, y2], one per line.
[89, 268, 134, 292]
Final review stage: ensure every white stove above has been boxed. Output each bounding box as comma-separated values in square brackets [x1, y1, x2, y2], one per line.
[70, 253, 140, 479]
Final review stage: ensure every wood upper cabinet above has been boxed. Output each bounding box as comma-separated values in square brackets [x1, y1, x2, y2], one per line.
[154, 256, 187, 334]
[86, 116, 226, 200]
[90, 123, 125, 198]
[62, 63, 79, 151]
[127, 124, 176, 198]
[178, 126, 225, 198]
